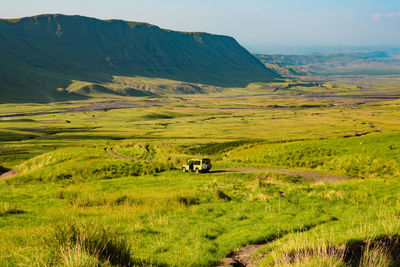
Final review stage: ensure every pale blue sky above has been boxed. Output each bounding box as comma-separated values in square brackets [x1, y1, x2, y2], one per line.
[1, 0, 400, 52]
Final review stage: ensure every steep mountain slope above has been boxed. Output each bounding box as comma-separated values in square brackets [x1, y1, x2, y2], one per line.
[0, 14, 278, 102]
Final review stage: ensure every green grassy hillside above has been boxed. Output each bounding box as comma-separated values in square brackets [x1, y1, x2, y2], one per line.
[1, 76, 400, 265]
[0, 14, 278, 102]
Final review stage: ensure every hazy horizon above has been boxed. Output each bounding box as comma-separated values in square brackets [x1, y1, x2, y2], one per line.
[2, 0, 400, 54]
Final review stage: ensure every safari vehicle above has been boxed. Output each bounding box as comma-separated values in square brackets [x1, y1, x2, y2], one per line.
[182, 159, 212, 173]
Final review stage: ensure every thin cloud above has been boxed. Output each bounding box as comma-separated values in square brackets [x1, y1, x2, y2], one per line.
[372, 12, 400, 20]
[372, 13, 381, 20]
[385, 12, 400, 19]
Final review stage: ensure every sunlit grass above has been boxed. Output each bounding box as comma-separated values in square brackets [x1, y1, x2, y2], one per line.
[1, 85, 400, 265]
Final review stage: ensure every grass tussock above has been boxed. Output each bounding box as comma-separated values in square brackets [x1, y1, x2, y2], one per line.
[37, 222, 132, 266]
[59, 192, 139, 208]
[0, 202, 24, 216]
[176, 193, 200, 206]
[59, 243, 101, 267]
[214, 189, 232, 201]
[274, 236, 400, 267]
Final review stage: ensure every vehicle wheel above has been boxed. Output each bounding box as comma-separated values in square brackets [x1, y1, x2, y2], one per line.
[195, 168, 199, 174]
[182, 167, 186, 172]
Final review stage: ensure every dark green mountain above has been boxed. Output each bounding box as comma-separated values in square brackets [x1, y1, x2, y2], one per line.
[0, 14, 278, 102]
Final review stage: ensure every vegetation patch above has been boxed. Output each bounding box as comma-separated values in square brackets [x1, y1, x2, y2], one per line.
[0, 130, 36, 141]
[176, 193, 201, 206]
[0, 119, 36, 123]
[37, 222, 132, 266]
[57, 191, 139, 208]
[186, 140, 262, 155]
[12, 147, 176, 183]
[214, 189, 232, 201]
[228, 133, 400, 178]
[0, 203, 25, 216]
[142, 113, 175, 120]
[277, 235, 400, 266]
[141, 112, 192, 120]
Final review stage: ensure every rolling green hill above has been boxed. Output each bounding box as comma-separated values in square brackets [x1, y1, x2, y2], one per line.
[256, 51, 400, 77]
[0, 14, 278, 102]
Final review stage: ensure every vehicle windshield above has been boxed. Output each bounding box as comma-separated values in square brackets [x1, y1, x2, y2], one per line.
[202, 159, 210, 164]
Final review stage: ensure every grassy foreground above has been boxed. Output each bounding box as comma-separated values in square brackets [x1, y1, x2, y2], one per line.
[1, 83, 400, 266]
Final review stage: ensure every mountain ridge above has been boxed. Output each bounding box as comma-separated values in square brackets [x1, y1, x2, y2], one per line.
[0, 14, 278, 102]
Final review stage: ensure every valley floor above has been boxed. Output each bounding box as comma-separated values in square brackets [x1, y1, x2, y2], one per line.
[1, 82, 400, 266]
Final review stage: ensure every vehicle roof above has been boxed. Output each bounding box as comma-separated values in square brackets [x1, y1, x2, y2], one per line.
[188, 158, 210, 161]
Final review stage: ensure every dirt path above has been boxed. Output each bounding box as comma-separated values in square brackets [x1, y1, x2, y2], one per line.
[211, 168, 346, 183]
[0, 170, 17, 180]
[110, 148, 132, 160]
[215, 169, 343, 266]
[218, 219, 338, 267]
[104, 148, 126, 160]
[219, 244, 265, 267]
[104, 148, 133, 161]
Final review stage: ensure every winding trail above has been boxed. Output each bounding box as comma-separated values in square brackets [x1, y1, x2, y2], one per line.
[219, 244, 265, 267]
[104, 148, 132, 160]
[110, 148, 132, 160]
[218, 219, 339, 267]
[104, 148, 126, 160]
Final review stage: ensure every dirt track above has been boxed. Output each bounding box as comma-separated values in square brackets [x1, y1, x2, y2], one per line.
[110, 148, 132, 160]
[218, 218, 339, 267]
[211, 168, 346, 183]
[219, 244, 265, 267]
[0, 170, 17, 180]
[104, 148, 133, 160]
